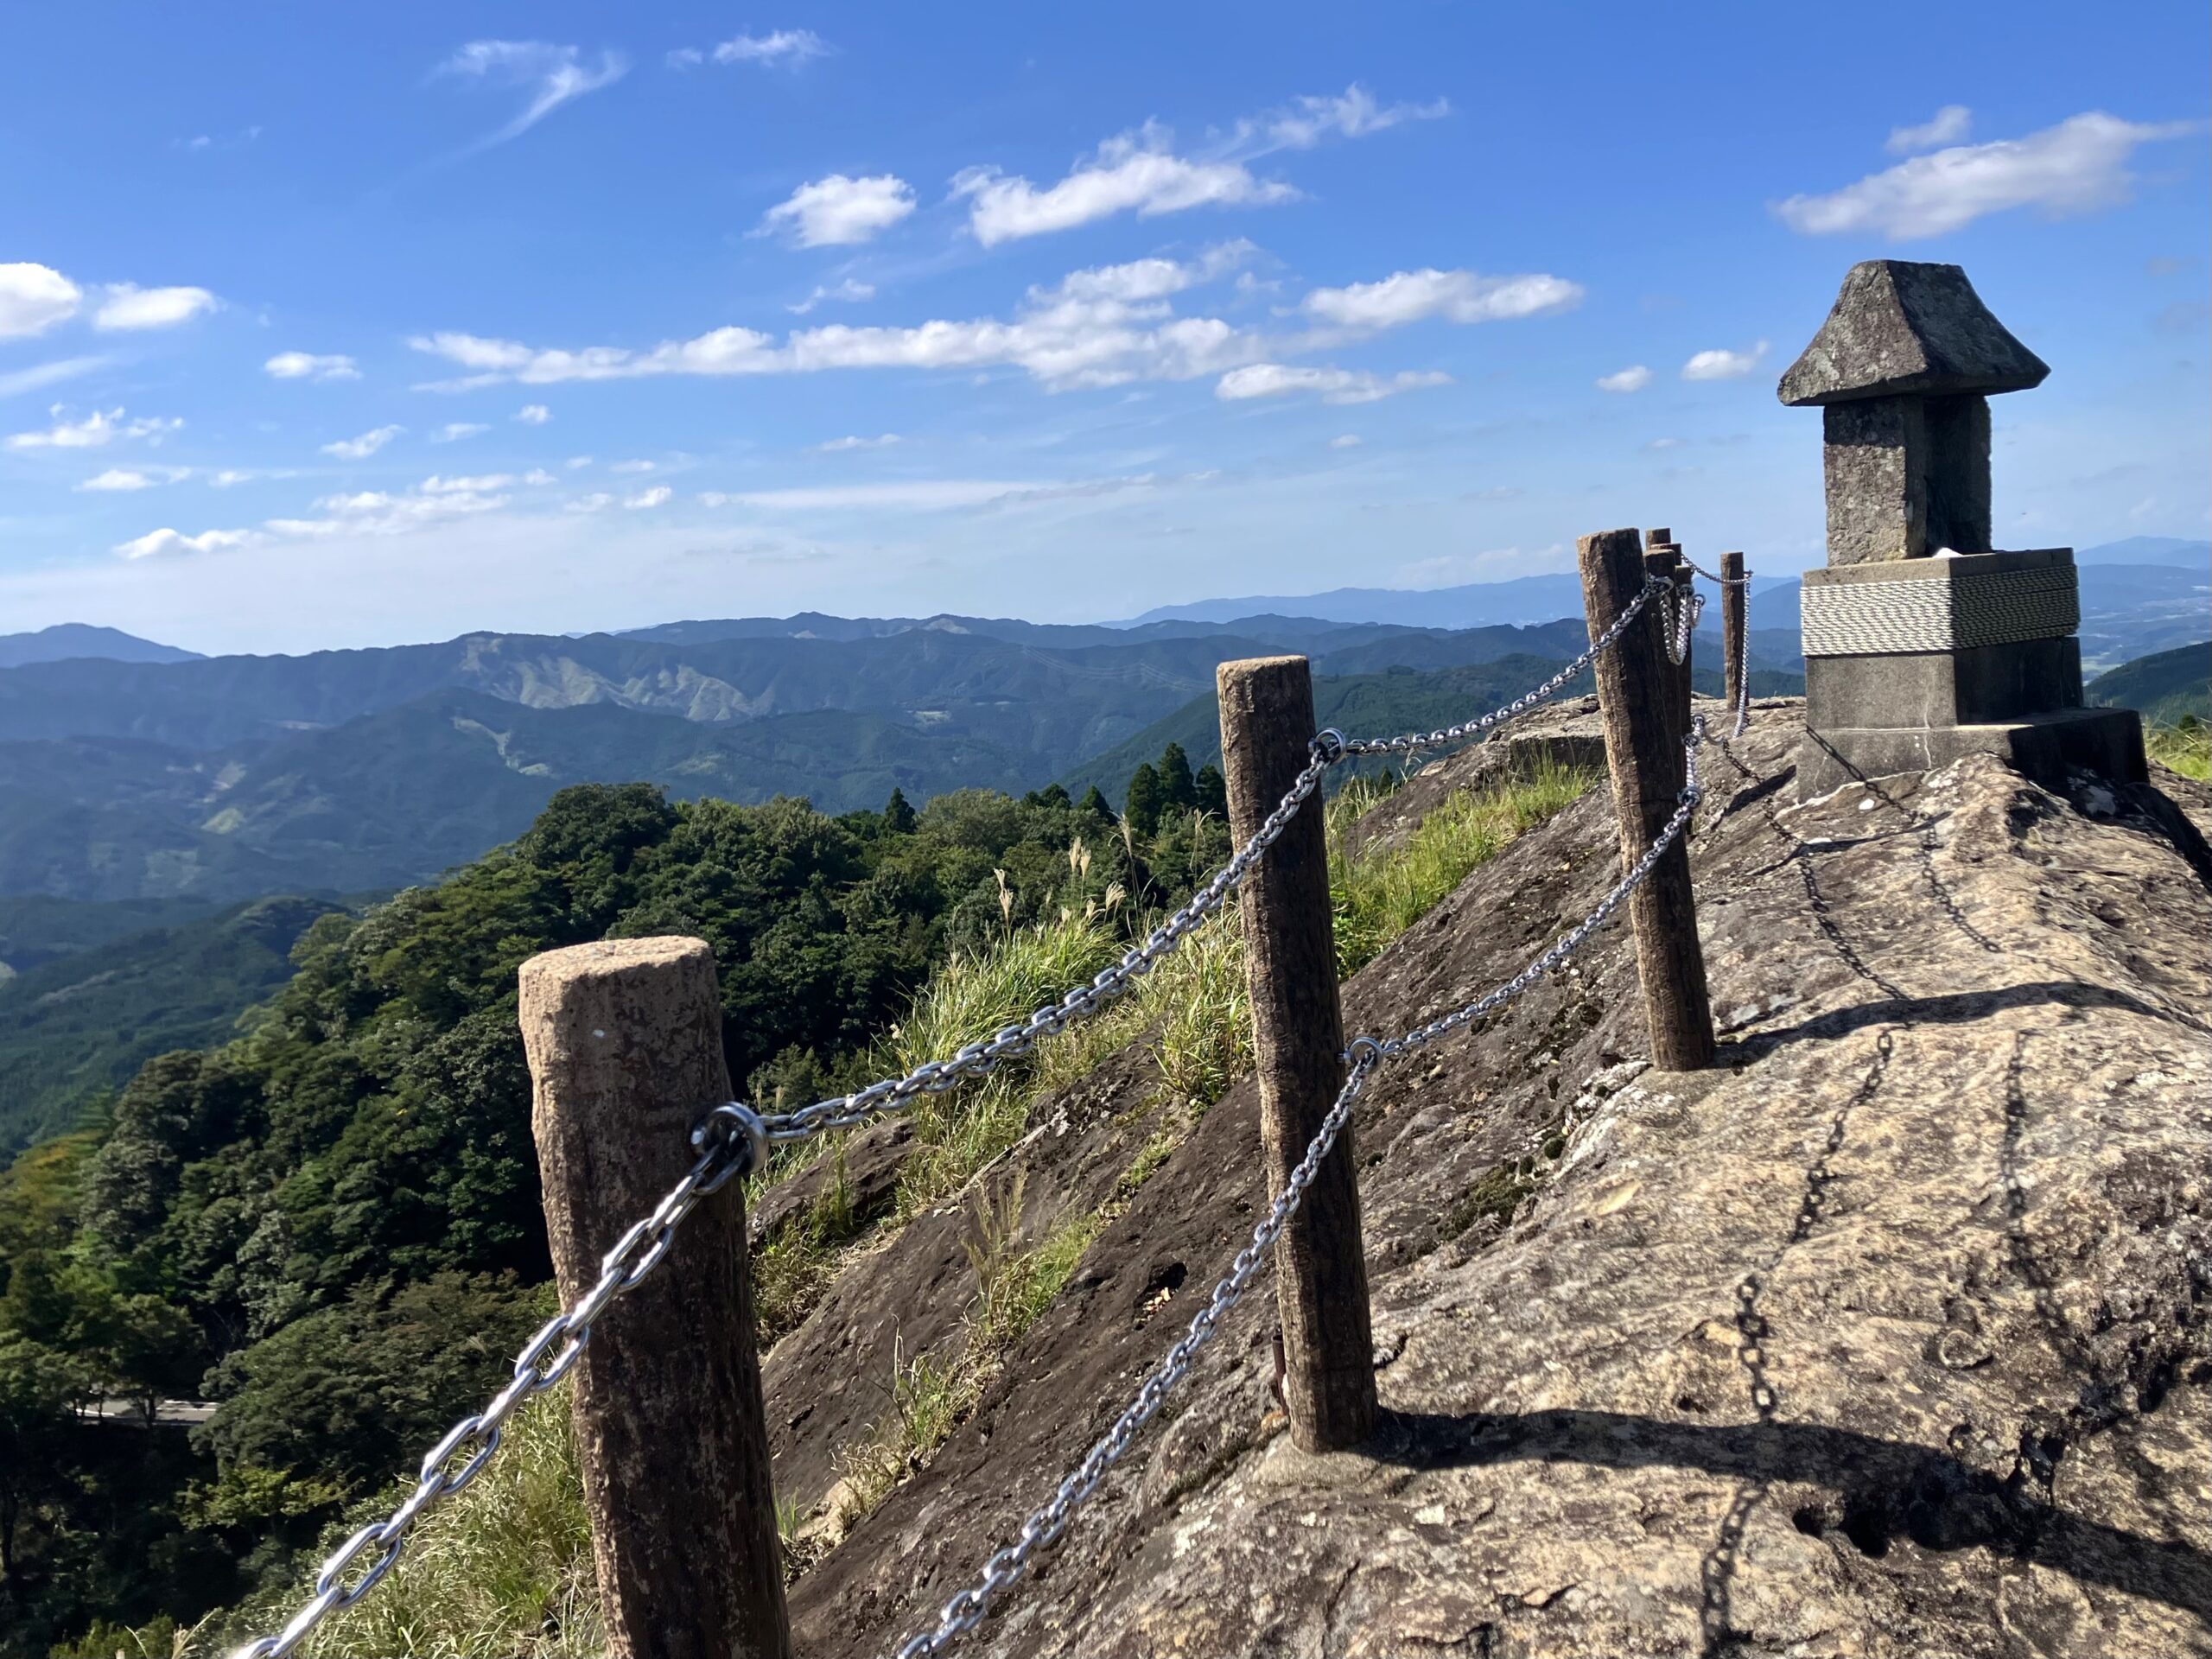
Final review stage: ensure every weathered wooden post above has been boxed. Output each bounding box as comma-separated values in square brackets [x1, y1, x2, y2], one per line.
[520, 937, 792, 1659]
[1643, 537, 1693, 757]
[1578, 531, 1717, 1072]
[1720, 550, 1748, 710]
[1217, 656, 1376, 1451]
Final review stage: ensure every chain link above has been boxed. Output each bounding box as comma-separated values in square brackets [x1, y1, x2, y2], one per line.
[1333, 574, 1669, 758]
[1681, 556, 1751, 586]
[1676, 557, 1754, 741]
[890, 718, 1707, 1659]
[223, 1104, 769, 1659]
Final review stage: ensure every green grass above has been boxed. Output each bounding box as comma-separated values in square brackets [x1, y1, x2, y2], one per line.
[2147, 717, 2210, 781]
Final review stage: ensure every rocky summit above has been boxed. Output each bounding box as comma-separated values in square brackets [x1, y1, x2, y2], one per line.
[778, 698, 2211, 1658]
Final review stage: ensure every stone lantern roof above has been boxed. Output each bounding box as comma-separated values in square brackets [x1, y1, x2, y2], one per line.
[1778, 260, 2050, 408]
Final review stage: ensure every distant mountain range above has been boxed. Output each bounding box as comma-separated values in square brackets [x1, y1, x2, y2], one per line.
[0, 622, 205, 669]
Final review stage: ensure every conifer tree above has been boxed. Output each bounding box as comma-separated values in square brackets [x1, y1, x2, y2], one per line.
[883, 786, 918, 835]
[1077, 785, 1116, 823]
[1123, 762, 1165, 837]
[1158, 742, 1198, 810]
[1194, 762, 1228, 820]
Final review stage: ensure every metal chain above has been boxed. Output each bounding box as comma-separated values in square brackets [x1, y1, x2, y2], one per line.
[890, 719, 1707, 1659]
[1677, 558, 1754, 741]
[1657, 576, 1703, 668]
[1681, 556, 1751, 586]
[223, 1105, 770, 1659]
[1332, 574, 1669, 757]
[760, 749, 1332, 1146]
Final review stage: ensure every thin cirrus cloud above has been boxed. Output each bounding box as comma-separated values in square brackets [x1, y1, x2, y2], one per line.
[1775, 111, 2196, 240]
[321, 424, 404, 459]
[1214, 364, 1451, 404]
[435, 41, 629, 151]
[94, 283, 218, 331]
[790, 278, 876, 315]
[952, 86, 1445, 246]
[759, 175, 916, 247]
[1596, 365, 1652, 393]
[515, 404, 551, 423]
[1886, 105, 1972, 156]
[77, 466, 191, 492]
[671, 29, 830, 68]
[0, 355, 110, 399]
[406, 247, 1576, 396]
[265, 351, 360, 381]
[817, 432, 901, 451]
[6, 405, 181, 450]
[1681, 342, 1769, 380]
[431, 422, 490, 442]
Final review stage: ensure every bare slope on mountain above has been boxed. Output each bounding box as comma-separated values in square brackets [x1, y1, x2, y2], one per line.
[783, 703, 2211, 1658]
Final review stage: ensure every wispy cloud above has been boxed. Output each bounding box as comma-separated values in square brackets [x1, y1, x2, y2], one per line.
[94, 283, 218, 331]
[670, 29, 830, 68]
[432, 421, 490, 442]
[321, 424, 404, 459]
[1300, 268, 1583, 330]
[0, 354, 110, 399]
[0, 263, 84, 338]
[6, 405, 181, 450]
[265, 351, 360, 382]
[954, 124, 1293, 247]
[790, 277, 876, 315]
[77, 466, 191, 492]
[435, 41, 629, 151]
[624, 486, 673, 509]
[817, 432, 902, 451]
[515, 403, 551, 423]
[1886, 105, 1972, 156]
[1596, 364, 1651, 393]
[1215, 364, 1450, 404]
[1227, 84, 1449, 157]
[760, 175, 916, 247]
[1681, 341, 1768, 380]
[114, 526, 254, 560]
[1777, 111, 2197, 239]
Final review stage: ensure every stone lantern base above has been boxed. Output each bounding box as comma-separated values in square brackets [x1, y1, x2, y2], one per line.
[1796, 547, 2147, 799]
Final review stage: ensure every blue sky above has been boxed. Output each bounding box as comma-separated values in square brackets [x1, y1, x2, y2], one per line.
[2, 2, 2205, 654]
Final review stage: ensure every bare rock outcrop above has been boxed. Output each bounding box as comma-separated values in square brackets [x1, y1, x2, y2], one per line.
[779, 702, 2211, 1658]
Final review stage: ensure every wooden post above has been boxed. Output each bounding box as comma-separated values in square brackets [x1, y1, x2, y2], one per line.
[520, 937, 791, 1659]
[1579, 531, 1717, 1072]
[1217, 656, 1376, 1452]
[1643, 545, 1692, 758]
[1720, 550, 1747, 709]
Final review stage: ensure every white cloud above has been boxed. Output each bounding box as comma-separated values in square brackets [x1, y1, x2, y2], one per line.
[817, 432, 902, 451]
[432, 421, 490, 442]
[523, 468, 557, 486]
[955, 124, 1295, 246]
[609, 458, 658, 474]
[265, 351, 361, 382]
[0, 264, 83, 338]
[1215, 363, 1451, 404]
[759, 175, 916, 247]
[1886, 105, 1972, 156]
[624, 485, 673, 509]
[565, 454, 593, 469]
[1231, 84, 1449, 156]
[114, 526, 254, 561]
[6, 405, 181, 450]
[1329, 434, 1362, 448]
[515, 403, 551, 423]
[1300, 268, 1584, 331]
[421, 473, 516, 493]
[0, 355, 109, 399]
[1681, 341, 1768, 381]
[208, 469, 260, 487]
[1643, 436, 1686, 451]
[711, 29, 830, 66]
[1596, 364, 1652, 393]
[435, 40, 628, 149]
[1776, 111, 2196, 240]
[265, 485, 509, 539]
[564, 493, 614, 512]
[78, 466, 190, 492]
[94, 283, 218, 331]
[790, 278, 876, 315]
[406, 245, 1570, 399]
[321, 424, 404, 459]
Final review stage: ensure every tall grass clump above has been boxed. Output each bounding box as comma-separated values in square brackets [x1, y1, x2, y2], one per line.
[188, 1389, 599, 1658]
[1329, 757, 1594, 976]
[2146, 716, 2209, 780]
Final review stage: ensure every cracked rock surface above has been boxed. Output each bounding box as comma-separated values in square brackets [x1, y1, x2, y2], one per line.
[779, 702, 2211, 1658]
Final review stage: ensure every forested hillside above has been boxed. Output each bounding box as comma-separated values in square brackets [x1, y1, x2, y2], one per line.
[0, 760, 1247, 1653]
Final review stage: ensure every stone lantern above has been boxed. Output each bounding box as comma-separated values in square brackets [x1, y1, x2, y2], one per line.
[1780, 260, 2145, 798]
